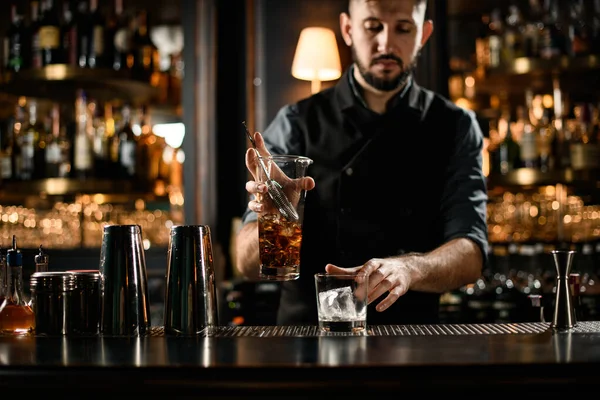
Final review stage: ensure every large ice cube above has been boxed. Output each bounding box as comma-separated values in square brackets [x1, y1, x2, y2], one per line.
[318, 286, 362, 321]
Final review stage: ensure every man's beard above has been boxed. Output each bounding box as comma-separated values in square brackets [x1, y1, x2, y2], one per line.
[352, 47, 417, 91]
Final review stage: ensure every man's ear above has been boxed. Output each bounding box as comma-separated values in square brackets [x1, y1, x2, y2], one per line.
[339, 12, 352, 47]
[421, 19, 434, 47]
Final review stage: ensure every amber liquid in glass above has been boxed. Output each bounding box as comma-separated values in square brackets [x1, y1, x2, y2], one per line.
[258, 214, 303, 280]
[0, 302, 35, 334]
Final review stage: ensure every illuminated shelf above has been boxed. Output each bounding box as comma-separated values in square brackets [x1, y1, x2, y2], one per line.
[0, 178, 168, 198]
[473, 55, 600, 95]
[0, 64, 160, 105]
[487, 55, 600, 76]
[487, 168, 600, 189]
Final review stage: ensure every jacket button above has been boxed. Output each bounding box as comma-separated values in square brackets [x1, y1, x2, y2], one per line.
[345, 168, 353, 176]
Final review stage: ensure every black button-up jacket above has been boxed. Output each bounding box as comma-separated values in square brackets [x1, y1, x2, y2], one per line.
[242, 68, 488, 325]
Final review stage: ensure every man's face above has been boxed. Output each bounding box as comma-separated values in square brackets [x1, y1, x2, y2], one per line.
[340, 0, 433, 91]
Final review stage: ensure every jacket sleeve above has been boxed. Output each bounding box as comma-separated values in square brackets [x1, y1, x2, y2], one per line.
[439, 109, 489, 268]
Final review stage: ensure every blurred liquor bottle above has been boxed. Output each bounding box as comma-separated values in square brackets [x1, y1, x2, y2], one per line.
[60, 0, 78, 66]
[39, 0, 62, 66]
[45, 102, 71, 178]
[87, 0, 106, 68]
[130, 10, 158, 82]
[20, 99, 47, 180]
[3, 4, 28, 75]
[72, 89, 94, 179]
[116, 104, 137, 179]
[30, 0, 43, 69]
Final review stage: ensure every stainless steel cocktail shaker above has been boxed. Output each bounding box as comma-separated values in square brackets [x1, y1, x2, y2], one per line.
[163, 225, 219, 335]
[99, 224, 151, 336]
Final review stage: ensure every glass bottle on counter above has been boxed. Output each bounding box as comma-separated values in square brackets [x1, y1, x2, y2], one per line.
[34, 245, 49, 273]
[0, 235, 35, 335]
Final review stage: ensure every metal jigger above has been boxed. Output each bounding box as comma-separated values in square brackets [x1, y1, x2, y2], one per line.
[551, 250, 577, 331]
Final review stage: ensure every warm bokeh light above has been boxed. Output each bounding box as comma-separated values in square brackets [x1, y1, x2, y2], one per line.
[291, 27, 342, 93]
[0, 196, 184, 249]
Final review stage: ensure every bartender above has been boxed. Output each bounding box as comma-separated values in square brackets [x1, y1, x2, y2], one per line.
[235, 0, 488, 325]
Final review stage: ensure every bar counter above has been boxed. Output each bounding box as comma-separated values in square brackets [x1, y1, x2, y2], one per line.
[1, 322, 599, 398]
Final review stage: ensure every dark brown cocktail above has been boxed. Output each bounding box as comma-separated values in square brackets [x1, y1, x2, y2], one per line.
[258, 214, 303, 280]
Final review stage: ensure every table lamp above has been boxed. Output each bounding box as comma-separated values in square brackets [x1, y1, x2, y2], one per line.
[291, 27, 342, 94]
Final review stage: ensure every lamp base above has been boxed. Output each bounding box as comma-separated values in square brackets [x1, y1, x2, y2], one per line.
[311, 79, 321, 94]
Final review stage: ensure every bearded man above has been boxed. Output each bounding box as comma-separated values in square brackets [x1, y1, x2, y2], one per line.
[236, 0, 488, 325]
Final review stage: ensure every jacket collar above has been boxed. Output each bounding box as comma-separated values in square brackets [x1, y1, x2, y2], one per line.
[335, 64, 427, 117]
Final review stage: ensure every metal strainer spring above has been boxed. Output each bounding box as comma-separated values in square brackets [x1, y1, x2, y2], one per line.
[243, 122, 299, 221]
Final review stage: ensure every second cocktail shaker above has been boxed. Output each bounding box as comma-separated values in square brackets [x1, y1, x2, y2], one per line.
[164, 225, 219, 335]
[99, 224, 151, 336]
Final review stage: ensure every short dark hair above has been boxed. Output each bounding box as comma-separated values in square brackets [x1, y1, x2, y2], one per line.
[347, 0, 428, 14]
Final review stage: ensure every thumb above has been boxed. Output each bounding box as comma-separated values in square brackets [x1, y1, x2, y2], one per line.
[245, 148, 260, 179]
[246, 131, 272, 180]
[325, 264, 360, 275]
[253, 132, 272, 157]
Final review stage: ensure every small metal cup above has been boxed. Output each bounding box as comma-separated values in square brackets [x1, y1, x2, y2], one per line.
[164, 225, 219, 335]
[30, 271, 78, 336]
[67, 270, 102, 335]
[99, 224, 151, 336]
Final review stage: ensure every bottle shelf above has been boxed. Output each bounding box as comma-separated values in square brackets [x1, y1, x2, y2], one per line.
[474, 55, 600, 95]
[487, 168, 600, 189]
[0, 178, 168, 198]
[487, 55, 600, 76]
[0, 65, 160, 105]
[148, 104, 183, 124]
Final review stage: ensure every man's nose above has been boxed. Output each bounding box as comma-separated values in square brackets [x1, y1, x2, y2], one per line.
[376, 28, 395, 53]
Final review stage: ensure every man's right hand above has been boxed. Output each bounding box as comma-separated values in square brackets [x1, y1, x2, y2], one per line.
[244, 131, 315, 215]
